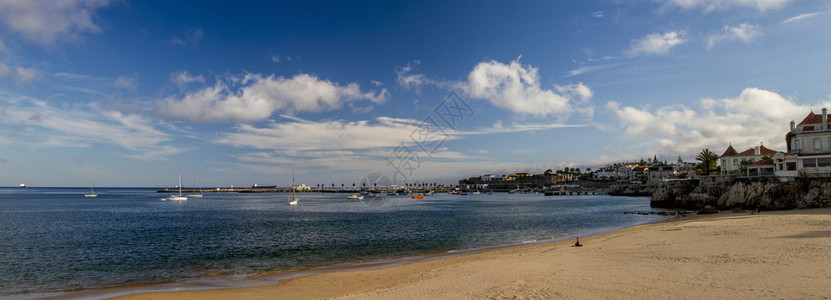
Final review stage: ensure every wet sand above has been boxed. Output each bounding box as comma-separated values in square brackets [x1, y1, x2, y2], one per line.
[114, 208, 831, 299]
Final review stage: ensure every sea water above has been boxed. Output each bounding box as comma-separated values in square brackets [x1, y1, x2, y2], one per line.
[0, 187, 670, 297]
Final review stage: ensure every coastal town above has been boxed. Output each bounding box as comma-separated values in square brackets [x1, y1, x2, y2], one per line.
[460, 108, 831, 194]
[154, 108, 831, 199]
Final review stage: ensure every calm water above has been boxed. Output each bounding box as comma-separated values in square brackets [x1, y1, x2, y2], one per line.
[0, 187, 668, 297]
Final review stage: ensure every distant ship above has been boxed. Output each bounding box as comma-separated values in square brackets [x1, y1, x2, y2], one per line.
[19, 183, 26, 188]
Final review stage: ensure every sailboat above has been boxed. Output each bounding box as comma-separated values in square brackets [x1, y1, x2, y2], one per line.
[287, 170, 299, 205]
[83, 181, 98, 198]
[164, 175, 188, 201]
[187, 171, 203, 198]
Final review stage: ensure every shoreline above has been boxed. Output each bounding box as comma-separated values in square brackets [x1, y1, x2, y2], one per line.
[109, 208, 831, 299]
[36, 214, 675, 299]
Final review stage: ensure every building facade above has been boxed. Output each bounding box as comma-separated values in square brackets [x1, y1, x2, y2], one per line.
[719, 144, 777, 175]
[779, 108, 831, 178]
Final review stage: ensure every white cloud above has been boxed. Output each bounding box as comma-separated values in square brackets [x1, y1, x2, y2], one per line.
[12, 66, 43, 85]
[465, 58, 592, 119]
[0, 95, 181, 159]
[607, 87, 829, 156]
[658, 0, 792, 12]
[707, 23, 761, 49]
[271, 54, 280, 63]
[169, 70, 205, 88]
[114, 74, 137, 90]
[566, 64, 619, 77]
[396, 60, 438, 91]
[626, 31, 686, 56]
[555, 83, 593, 102]
[592, 11, 604, 18]
[217, 116, 432, 151]
[781, 11, 825, 24]
[0, 0, 113, 45]
[462, 122, 590, 135]
[158, 73, 389, 122]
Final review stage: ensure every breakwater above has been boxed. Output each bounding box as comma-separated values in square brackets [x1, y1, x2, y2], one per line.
[650, 177, 831, 210]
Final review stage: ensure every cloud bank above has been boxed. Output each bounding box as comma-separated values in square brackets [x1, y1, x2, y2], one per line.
[627, 31, 687, 56]
[465, 58, 592, 119]
[0, 0, 113, 45]
[158, 73, 389, 122]
[607, 87, 829, 155]
[707, 23, 761, 49]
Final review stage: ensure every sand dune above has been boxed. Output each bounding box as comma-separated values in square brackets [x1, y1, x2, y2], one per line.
[115, 208, 831, 299]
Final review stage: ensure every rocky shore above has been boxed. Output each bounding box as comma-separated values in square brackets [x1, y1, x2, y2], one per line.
[607, 183, 654, 196]
[651, 177, 831, 210]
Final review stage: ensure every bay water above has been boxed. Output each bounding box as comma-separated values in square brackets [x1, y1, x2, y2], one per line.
[0, 187, 670, 297]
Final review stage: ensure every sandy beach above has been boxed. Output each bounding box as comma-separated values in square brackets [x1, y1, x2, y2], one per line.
[115, 208, 831, 299]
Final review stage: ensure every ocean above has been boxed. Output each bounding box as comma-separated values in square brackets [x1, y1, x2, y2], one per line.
[0, 187, 670, 297]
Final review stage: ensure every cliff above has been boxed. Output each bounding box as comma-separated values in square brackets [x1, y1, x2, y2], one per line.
[651, 178, 831, 210]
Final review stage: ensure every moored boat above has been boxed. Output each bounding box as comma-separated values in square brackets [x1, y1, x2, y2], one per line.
[163, 175, 188, 201]
[347, 194, 364, 200]
[83, 181, 98, 198]
[287, 170, 299, 205]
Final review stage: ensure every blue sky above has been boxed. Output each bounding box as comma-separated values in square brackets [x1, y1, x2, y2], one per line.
[1, 0, 830, 187]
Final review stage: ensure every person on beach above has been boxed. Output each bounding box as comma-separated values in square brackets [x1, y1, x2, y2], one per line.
[574, 237, 582, 247]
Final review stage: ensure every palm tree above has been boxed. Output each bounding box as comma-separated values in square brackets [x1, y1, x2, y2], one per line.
[696, 148, 719, 175]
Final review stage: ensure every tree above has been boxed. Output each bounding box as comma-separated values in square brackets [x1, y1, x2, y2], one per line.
[544, 169, 552, 176]
[695, 148, 719, 175]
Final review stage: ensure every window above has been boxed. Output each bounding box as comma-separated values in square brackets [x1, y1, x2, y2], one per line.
[794, 139, 800, 150]
[818, 158, 831, 167]
[804, 159, 817, 168]
[749, 158, 754, 163]
[779, 163, 783, 171]
[815, 138, 821, 150]
[733, 159, 738, 166]
[786, 162, 797, 170]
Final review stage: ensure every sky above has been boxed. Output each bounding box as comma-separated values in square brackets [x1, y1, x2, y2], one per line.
[0, 0, 830, 187]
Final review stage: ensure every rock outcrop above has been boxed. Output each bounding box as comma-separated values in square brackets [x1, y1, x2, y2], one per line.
[608, 184, 654, 196]
[651, 178, 831, 210]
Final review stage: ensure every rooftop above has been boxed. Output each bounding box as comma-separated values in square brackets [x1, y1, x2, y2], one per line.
[722, 145, 777, 157]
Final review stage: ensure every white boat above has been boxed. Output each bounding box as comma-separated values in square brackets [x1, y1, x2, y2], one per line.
[164, 175, 188, 201]
[287, 170, 299, 205]
[186, 171, 203, 198]
[347, 194, 364, 200]
[471, 190, 480, 195]
[19, 183, 26, 188]
[83, 181, 98, 198]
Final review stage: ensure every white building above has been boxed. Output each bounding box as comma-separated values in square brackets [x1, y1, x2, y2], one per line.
[774, 108, 831, 178]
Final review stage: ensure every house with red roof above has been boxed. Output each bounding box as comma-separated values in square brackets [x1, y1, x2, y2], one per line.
[719, 144, 778, 175]
[773, 108, 831, 178]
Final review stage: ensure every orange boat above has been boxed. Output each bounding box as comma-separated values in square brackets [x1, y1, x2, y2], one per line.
[411, 194, 424, 199]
